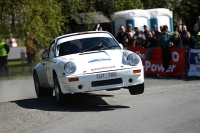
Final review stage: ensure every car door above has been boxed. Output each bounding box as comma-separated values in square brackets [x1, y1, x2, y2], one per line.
[39, 50, 50, 88]
[45, 41, 56, 87]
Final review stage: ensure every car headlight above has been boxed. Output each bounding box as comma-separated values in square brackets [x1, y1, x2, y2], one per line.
[64, 61, 76, 74]
[127, 53, 140, 66]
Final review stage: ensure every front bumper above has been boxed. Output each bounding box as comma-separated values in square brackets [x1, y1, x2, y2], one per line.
[58, 67, 144, 94]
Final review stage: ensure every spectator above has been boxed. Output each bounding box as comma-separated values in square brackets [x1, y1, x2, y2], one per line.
[160, 25, 163, 33]
[98, 26, 103, 31]
[143, 25, 149, 39]
[174, 18, 183, 32]
[169, 31, 183, 48]
[126, 24, 135, 34]
[194, 32, 200, 49]
[144, 31, 158, 60]
[116, 25, 127, 46]
[125, 32, 135, 50]
[25, 35, 38, 75]
[135, 27, 146, 40]
[182, 31, 196, 49]
[135, 33, 146, 48]
[177, 25, 183, 34]
[193, 16, 200, 36]
[0, 37, 10, 77]
[182, 25, 187, 33]
[180, 25, 187, 41]
[157, 25, 172, 71]
[152, 24, 161, 38]
[145, 31, 158, 48]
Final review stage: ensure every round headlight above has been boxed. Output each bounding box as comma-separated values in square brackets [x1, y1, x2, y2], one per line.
[127, 53, 140, 66]
[64, 61, 76, 74]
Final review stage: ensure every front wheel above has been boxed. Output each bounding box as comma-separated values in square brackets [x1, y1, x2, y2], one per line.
[128, 83, 144, 95]
[54, 75, 70, 104]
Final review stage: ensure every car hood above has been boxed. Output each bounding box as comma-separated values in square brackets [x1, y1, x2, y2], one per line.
[60, 50, 132, 74]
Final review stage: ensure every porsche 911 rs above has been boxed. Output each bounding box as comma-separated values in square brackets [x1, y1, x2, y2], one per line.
[33, 31, 144, 104]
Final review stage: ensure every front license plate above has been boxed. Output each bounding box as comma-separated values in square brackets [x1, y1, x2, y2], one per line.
[96, 72, 117, 79]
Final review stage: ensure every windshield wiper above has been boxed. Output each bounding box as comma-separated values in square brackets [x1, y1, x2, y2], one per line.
[81, 45, 104, 53]
[101, 45, 120, 50]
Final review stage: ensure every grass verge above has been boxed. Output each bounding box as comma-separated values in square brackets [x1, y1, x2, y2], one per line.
[0, 59, 32, 81]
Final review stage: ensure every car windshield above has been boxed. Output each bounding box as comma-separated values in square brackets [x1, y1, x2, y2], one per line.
[57, 37, 120, 56]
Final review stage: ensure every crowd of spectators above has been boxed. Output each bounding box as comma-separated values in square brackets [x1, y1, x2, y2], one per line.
[115, 16, 200, 71]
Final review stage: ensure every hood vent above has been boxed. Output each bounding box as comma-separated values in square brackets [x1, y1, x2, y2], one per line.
[79, 51, 104, 55]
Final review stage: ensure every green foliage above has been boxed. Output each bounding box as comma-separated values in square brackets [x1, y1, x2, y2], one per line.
[141, 0, 181, 10]
[173, 0, 200, 32]
[94, 0, 143, 17]
[174, 0, 200, 18]
[76, 0, 144, 32]
[20, 0, 64, 48]
[111, 0, 143, 12]
[0, 0, 64, 48]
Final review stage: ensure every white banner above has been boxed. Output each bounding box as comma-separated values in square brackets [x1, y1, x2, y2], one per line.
[188, 49, 200, 77]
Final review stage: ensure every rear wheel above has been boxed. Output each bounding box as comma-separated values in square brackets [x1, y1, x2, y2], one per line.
[33, 71, 53, 97]
[128, 83, 144, 95]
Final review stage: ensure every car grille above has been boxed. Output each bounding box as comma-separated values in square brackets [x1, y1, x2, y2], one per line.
[91, 78, 122, 87]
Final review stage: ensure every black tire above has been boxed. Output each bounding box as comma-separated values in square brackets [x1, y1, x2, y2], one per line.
[33, 71, 53, 97]
[54, 74, 69, 105]
[128, 83, 144, 95]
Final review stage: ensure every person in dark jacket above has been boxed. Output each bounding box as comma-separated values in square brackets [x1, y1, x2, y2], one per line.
[145, 31, 158, 48]
[157, 25, 172, 71]
[143, 25, 149, 39]
[182, 31, 196, 49]
[135, 27, 146, 40]
[152, 24, 162, 38]
[144, 31, 159, 60]
[0, 37, 10, 77]
[170, 31, 183, 48]
[135, 33, 146, 48]
[116, 25, 127, 46]
[174, 18, 183, 32]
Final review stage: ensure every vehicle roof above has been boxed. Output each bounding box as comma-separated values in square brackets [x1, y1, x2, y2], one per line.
[55, 31, 112, 41]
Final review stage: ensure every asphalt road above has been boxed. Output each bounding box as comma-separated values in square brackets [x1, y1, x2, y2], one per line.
[0, 76, 200, 133]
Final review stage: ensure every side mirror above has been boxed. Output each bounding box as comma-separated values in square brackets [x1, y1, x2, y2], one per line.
[119, 43, 123, 49]
[42, 54, 47, 60]
[42, 49, 48, 60]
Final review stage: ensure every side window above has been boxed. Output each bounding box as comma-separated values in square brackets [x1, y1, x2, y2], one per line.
[56, 44, 60, 57]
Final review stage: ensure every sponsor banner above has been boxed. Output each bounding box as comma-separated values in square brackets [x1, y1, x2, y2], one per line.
[188, 49, 200, 77]
[132, 48, 185, 76]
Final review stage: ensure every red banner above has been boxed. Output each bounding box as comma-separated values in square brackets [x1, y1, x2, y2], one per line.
[132, 48, 186, 76]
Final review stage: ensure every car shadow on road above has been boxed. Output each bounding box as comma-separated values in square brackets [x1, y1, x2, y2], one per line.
[12, 93, 130, 112]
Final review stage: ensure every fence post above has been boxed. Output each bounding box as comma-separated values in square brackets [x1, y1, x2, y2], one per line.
[20, 49, 25, 72]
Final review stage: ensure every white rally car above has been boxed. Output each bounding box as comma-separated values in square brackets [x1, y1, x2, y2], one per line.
[33, 31, 144, 104]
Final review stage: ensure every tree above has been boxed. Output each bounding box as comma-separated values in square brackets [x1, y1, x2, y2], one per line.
[0, 0, 15, 38]
[141, 0, 181, 10]
[93, 0, 143, 18]
[84, 0, 144, 32]
[174, 0, 200, 34]
[18, 0, 64, 47]
[0, 0, 64, 48]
